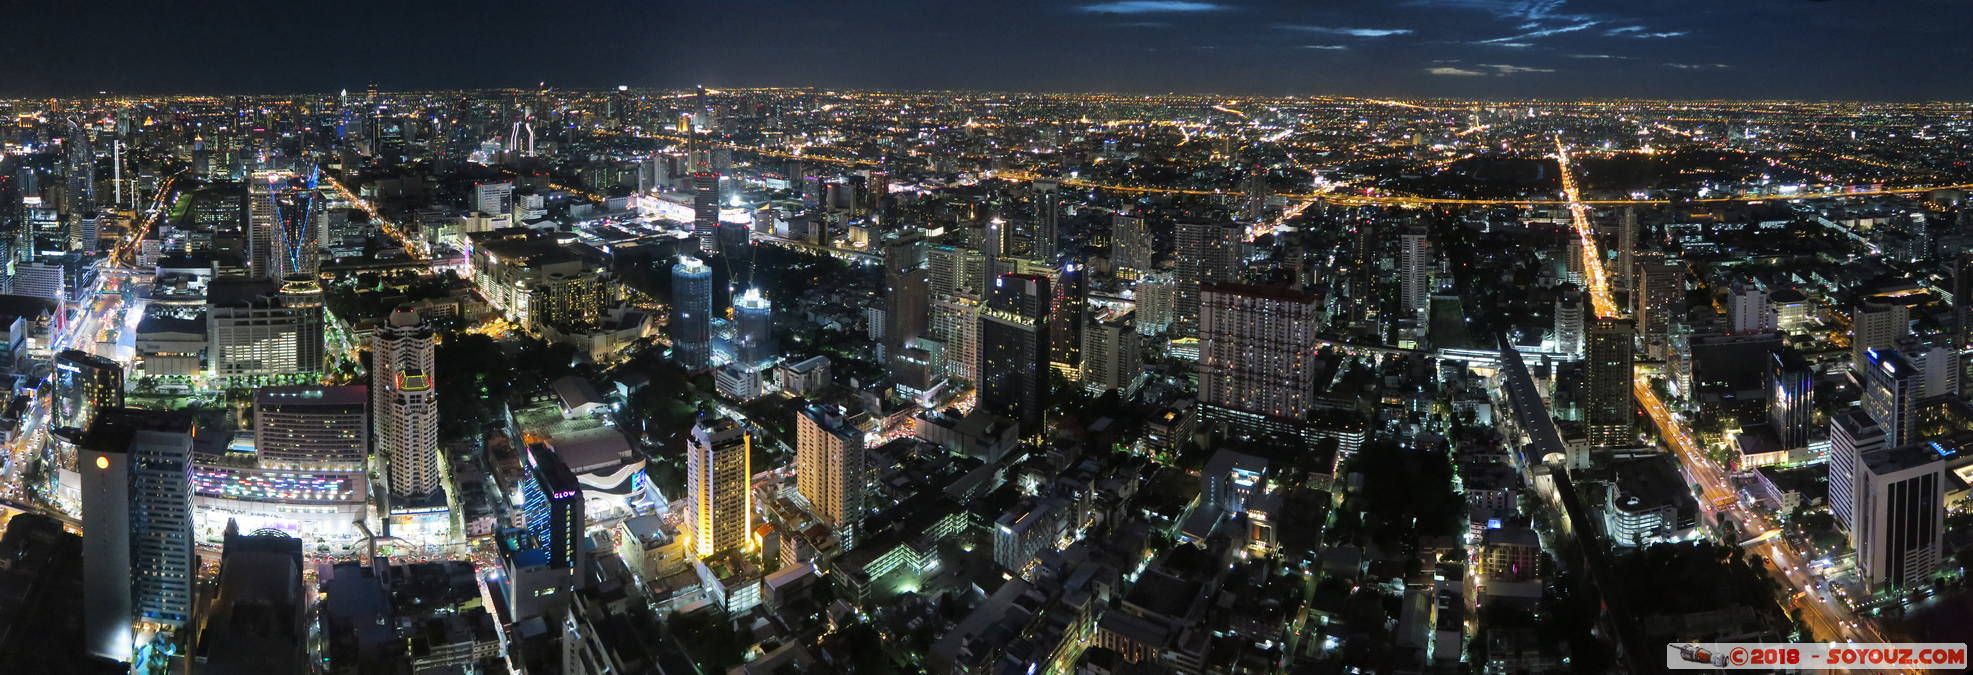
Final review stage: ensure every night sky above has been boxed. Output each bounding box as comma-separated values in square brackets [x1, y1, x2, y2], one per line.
[3, 0, 1967, 100]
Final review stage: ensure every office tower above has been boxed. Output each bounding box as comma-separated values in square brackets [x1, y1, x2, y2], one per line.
[473, 181, 514, 217]
[1727, 283, 1774, 334]
[669, 256, 713, 370]
[508, 109, 536, 156]
[75, 212, 100, 254]
[208, 278, 326, 381]
[1050, 262, 1085, 371]
[1198, 283, 1320, 431]
[53, 348, 122, 436]
[278, 275, 327, 373]
[1851, 299, 1909, 373]
[1855, 444, 1946, 593]
[1859, 346, 1952, 448]
[1112, 213, 1151, 274]
[522, 444, 585, 576]
[1829, 411, 1887, 536]
[61, 118, 94, 217]
[373, 307, 440, 500]
[980, 274, 1052, 433]
[247, 173, 279, 278]
[271, 184, 322, 278]
[81, 410, 195, 661]
[930, 296, 982, 382]
[1897, 338, 1959, 402]
[1564, 236, 1585, 286]
[254, 385, 367, 472]
[686, 417, 751, 558]
[1633, 254, 1684, 359]
[1400, 226, 1432, 326]
[1768, 348, 1814, 449]
[198, 522, 306, 675]
[1553, 285, 1585, 356]
[1172, 220, 1242, 337]
[1032, 178, 1060, 262]
[880, 260, 929, 366]
[1956, 254, 1973, 395]
[1584, 318, 1636, 447]
[691, 172, 719, 252]
[796, 404, 866, 549]
[1615, 207, 1637, 293]
[733, 288, 775, 365]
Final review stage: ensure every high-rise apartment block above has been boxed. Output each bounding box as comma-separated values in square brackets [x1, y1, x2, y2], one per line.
[1584, 319, 1636, 446]
[374, 307, 440, 500]
[686, 417, 751, 557]
[796, 404, 866, 549]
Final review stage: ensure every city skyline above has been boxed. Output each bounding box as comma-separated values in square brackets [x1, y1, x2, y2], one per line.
[1, 14, 1971, 670]
[0, 0, 1967, 100]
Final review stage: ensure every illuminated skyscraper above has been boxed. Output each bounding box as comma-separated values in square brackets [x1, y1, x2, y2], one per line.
[247, 173, 279, 279]
[1861, 347, 1925, 447]
[61, 118, 94, 217]
[1172, 220, 1242, 337]
[1584, 318, 1636, 447]
[930, 296, 982, 382]
[879, 257, 928, 367]
[1633, 254, 1684, 359]
[733, 288, 775, 365]
[1400, 226, 1432, 327]
[521, 443, 584, 576]
[1198, 283, 1319, 436]
[53, 348, 121, 437]
[1032, 178, 1060, 262]
[1955, 253, 1973, 394]
[981, 273, 1051, 433]
[1615, 207, 1637, 293]
[271, 182, 324, 278]
[1768, 347, 1814, 450]
[691, 172, 719, 253]
[928, 244, 988, 299]
[1553, 285, 1585, 356]
[796, 404, 866, 549]
[1854, 444, 1946, 593]
[670, 256, 713, 370]
[1829, 411, 1886, 535]
[508, 108, 536, 157]
[373, 307, 440, 500]
[1049, 262, 1086, 373]
[81, 410, 195, 661]
[1111, 212, 1151, 275]
[207, 277, 325, 381]
[278, 275, 327, 374]
[686, 416, 750, 557]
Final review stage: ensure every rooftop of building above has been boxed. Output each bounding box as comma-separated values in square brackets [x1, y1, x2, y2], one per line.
[1866, 439, 1953, 476]
[1610, 454, 1700, 514]
[255, 385, 368, 408]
